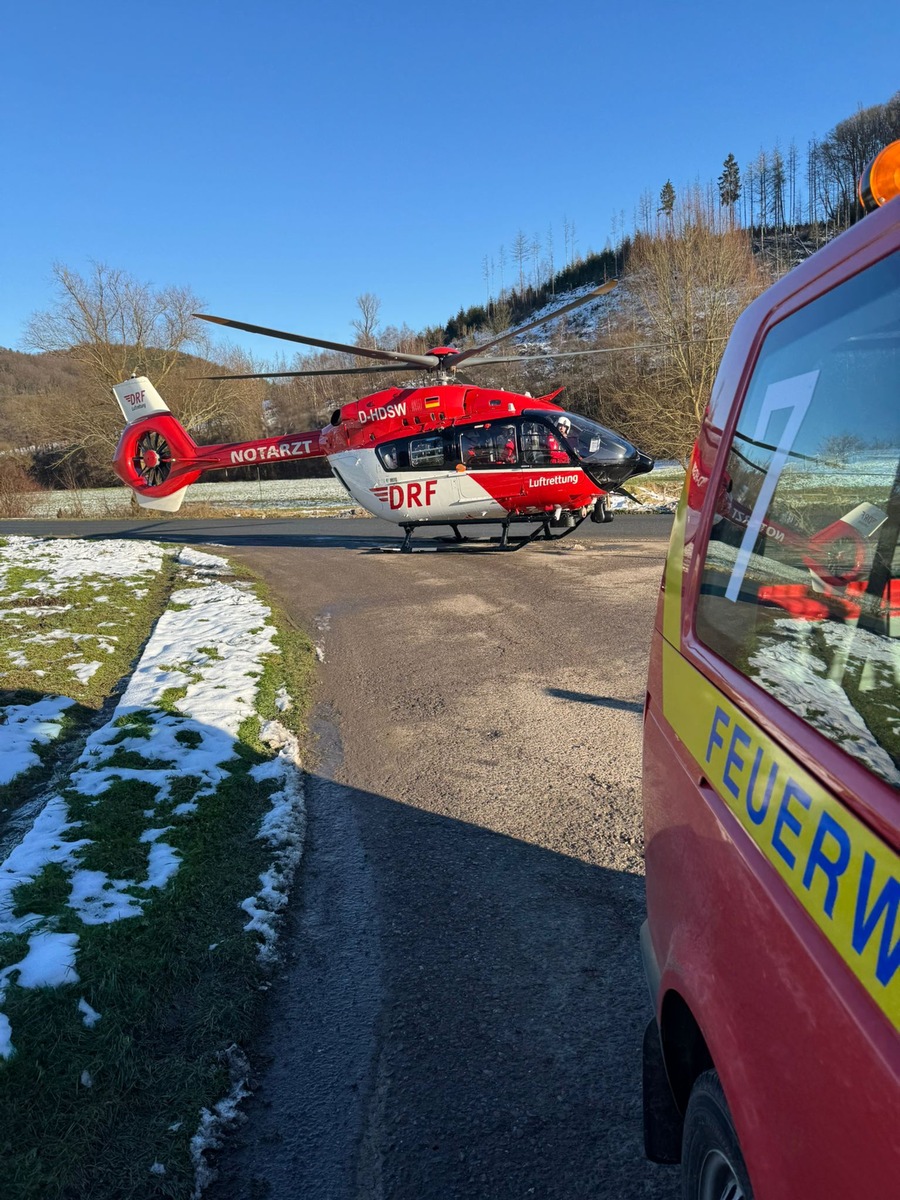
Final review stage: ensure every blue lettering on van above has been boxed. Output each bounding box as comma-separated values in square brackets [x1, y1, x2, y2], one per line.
[853, 855, 900, 988]
[746, 748, 777, 825]
[723, 723, 753, 800]
[802, 812, 851, 920]
[703, 706, 900, 991]
[771, 782, 811, 871]
[706, 707, 730, 763]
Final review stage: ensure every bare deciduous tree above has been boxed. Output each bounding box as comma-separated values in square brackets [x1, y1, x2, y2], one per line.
[814, 92, 900, 228]
[26, 262, 203, 389]
[352, 293, 381, 348]
[23, 261, 260, 481]
[512, 230, 530, 295]
[615, 189, 770, 461]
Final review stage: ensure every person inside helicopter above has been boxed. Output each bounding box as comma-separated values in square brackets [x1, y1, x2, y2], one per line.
[500, 430, 517, 464]
[548, 416, 572, 463]
[533, 410, 653, 486]
[460, 425, 518, 467]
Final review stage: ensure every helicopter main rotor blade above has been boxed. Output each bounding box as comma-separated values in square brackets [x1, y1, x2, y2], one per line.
[446, 279, 618, 368]
[198, 364, 419, 381]
[452, 347, 632, 368]
[457, 335, 730, 369]
[194, 313, 441, 370]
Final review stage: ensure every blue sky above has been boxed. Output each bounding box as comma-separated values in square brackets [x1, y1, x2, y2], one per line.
[1, 0, 898, 362]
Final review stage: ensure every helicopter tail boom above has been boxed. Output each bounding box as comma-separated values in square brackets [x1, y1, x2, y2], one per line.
[111, 376, 325, 512]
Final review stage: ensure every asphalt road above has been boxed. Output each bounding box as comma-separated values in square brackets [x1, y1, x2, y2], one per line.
[1, 514, 679, 1199]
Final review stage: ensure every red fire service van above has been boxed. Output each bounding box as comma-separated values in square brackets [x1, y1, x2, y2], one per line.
[641, 141, 900, 1199]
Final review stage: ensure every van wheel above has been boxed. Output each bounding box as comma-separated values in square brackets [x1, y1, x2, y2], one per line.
[681, 1070, 753, 1200]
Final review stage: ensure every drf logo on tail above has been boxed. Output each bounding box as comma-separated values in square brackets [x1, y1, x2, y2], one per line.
[371, 480, 437, 509]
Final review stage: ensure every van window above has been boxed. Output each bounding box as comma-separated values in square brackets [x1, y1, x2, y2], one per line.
[696, 251, 900, 787]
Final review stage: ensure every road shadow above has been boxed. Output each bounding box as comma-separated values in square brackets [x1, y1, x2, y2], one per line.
[0, 698, 678, 1199]
[208, 768, 680, 1200]
[546, 687, 645, 714]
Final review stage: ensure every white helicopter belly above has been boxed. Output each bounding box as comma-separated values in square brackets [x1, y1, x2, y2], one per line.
[328, 449, 505, 521]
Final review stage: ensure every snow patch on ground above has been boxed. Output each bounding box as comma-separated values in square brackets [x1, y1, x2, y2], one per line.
[78, 996, 101, 1027]
[0, 696, 76, 785]
[0, 540, 307, 1072]
[240, 720, 306, 963]
[0, 931, 80, 1058]
[0, 535, 166, 591]
[190, 1044, 252, 1198]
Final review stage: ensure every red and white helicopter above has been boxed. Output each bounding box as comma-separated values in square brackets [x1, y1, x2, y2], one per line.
[111, 281, 654, 551]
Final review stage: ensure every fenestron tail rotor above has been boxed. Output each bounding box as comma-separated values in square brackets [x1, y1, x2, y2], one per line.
[133, 430, 173, 487]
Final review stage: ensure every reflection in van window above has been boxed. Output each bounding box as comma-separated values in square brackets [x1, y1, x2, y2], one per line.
[696, 251, 900, 787]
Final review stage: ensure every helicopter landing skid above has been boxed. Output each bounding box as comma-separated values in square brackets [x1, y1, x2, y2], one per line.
[383, 514, 590, 553]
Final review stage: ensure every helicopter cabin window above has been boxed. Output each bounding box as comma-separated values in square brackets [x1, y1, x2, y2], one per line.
[459, 424, 518, 468]
[521, 420, 573, 466]
[695, 250, 900, 787]
[376, 435, 452, 472]
[378, 443, 401, 470]
[408, 436, 446, 469]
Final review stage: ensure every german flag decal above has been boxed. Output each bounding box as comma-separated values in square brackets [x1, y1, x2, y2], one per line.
[424, 397, 440, 409]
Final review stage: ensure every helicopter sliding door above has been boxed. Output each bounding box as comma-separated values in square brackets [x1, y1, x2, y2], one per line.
[366, 432, 506, 521]
[455, 418, 591, 515]
[459, 423, 519, 467]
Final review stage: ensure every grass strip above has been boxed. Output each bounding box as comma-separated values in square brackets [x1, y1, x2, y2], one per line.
[0, 541, 178, 852]
[0, 544, 315, 1199]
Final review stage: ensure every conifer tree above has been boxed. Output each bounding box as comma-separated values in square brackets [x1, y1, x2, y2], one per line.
[659, 180, 676, 220]
[718, 154, 741, 226]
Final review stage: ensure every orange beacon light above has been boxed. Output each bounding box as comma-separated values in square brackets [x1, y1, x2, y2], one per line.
[858, 139, 900, 212]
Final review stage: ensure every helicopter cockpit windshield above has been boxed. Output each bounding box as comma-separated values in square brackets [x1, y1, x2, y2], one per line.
[528, 410, 654, 488]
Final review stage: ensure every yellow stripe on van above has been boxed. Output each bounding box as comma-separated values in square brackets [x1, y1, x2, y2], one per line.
[662, 641, 900, 1029]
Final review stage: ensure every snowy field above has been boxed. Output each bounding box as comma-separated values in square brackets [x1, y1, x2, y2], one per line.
[18, 476, 357, 518]
[0, 535, 307, 1195]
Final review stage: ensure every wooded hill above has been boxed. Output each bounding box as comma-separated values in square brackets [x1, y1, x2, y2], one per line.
[3, 90, 899, 491]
